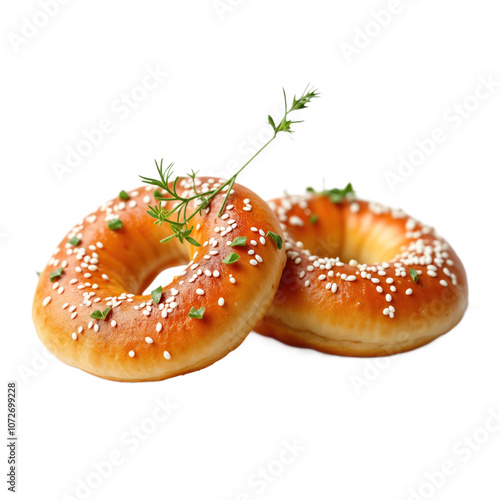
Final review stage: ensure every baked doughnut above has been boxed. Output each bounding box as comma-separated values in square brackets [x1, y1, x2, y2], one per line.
[255, 192, 468, 356]
[32, 178, 286, 381]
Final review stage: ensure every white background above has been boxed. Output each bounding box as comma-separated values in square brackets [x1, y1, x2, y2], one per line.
[1, 1, 500, 499]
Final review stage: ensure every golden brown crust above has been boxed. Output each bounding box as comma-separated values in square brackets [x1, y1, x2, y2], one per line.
[255, 195, 468, 356]
[32, 179, 286, 381]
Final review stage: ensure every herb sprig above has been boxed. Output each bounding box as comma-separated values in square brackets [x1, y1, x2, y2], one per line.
[140, 86, 319, 246]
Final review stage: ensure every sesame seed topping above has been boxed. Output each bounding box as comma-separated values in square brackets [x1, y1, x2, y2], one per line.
[259, 236, 266, 245]
[145, 337, 153, 344]
[163, 351, 171, 360]
[196, 288, 205, 295]
[72, 333, 77, 340]
[250, 259, 258, 266]
[331, 283, 338, 293]
[405, 289, 413, 295]
[385, 294, 392, 302]
[129, 350, 135, 357]
[218, 297, 225, 306]
[43, 296, 51, 306]
[440, 279, 448, 287]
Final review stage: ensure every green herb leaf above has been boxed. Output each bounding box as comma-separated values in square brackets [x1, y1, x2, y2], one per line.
[154, 189, 163, 199]
[119, 190, 130, 201]
[266, 231, 283, 250]
[108, 219, 123, 231]
[188, 306, 205, 319]
[36, 271, 41, 277]
[222, 252, 240, 264]
[68, 236, 81, 246]
[310, 214, 318, 224]
[230, 236, 247, 247]
[410, 268, 419, 283]
[90, 307, 111, 320]
[185, 236, 201, 247]
[49, 267, 64, 282]
[151, 286, 163, 304]
[140, 87, 319, 249]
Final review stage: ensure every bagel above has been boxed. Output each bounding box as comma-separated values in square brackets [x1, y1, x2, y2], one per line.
[255, 192, 468, 356]
[32, 178, 286, 381]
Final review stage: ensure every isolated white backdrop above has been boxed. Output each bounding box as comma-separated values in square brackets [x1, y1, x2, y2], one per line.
[1, 1, 500, 499]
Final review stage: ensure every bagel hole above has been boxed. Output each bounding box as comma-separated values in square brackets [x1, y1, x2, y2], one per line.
[142, 265, 187, 295]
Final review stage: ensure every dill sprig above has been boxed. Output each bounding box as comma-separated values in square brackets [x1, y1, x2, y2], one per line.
[140, 85, 319, 246]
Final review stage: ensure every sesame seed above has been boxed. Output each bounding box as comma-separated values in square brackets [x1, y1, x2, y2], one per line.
[251, 227, 258, 232]
[390, 285, 396, 292]
[156, 323, 163, 332]
[218, 297, 225, 306]
[318, 274, 326, 281]
[242, 207, 251, 211]
[229, 276, 236, 284]
[96, 242, 104, 249]
[129, 350, 135, 357]
[102, 274, 109, 280]
[346, 275, 356, 282]
[43, 296, 51, 306]
[385, 294, 392, 302]
[143, 196, 150, 203]
[250, 259, 258, 266]
[72, 333, 77, 340]
[145, 337, 153, 344]
[142, 310, 150, 316]
[196, 288, 205, 295]
[111, 320, 117, 327]
[163, 351, 171, 360]
[256, 255, 263, 263]
[94, 324, 99, 332]
[250, 240, 257, 246]
[405, 289, 413, 295]
[88, 265, 97, 272]
[213, 270, 220, 277]
[259, 236, 266, 245]
[376, 286, 383, 293]
[71, 312, 78, 319]
[440, 279, 448, 287]
[305, 280, 310, 287]
[349, 259, 358, 267]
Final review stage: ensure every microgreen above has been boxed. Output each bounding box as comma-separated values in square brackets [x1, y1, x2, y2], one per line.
[68, 237, 81, 246]
[49, 267, 64, 282]
[140, 85, 319, 247]
[230, 236, 247, 247]
[410, 268, 419, 283]
[151, 286, 163, 304]
[266, 231, 283, 250]
[119, 190, 130, 201]
[90, 307, 111, 320]
[222, 252, 240, 264]
[188, 307, 205, 319]
[108, 219, 123, 231]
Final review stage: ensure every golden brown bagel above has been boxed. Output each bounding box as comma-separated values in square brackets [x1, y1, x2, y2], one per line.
[32, 178, 286, 381]
[255, 194, 468, 356]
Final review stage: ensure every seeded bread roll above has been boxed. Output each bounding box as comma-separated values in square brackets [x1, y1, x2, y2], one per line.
[255, 194, 468, 356]
[32, 179, 286, 381]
